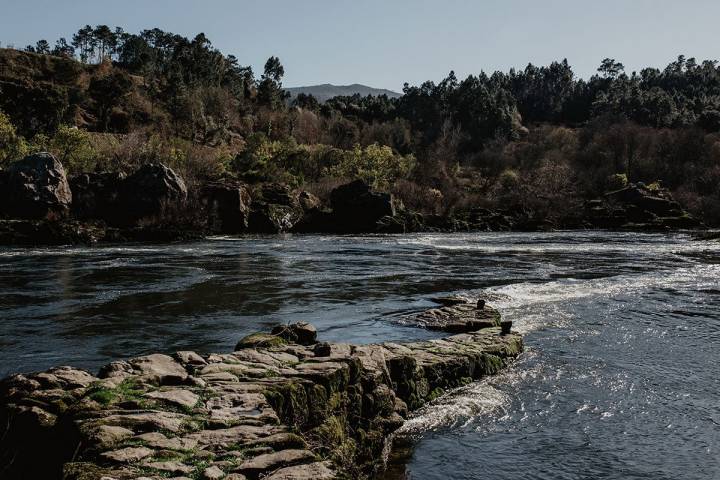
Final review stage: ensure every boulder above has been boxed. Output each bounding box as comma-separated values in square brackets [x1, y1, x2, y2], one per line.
[271, 322, 318, 346]
[330, 180, 395, 233]
[259, 183, 295, 205]
[248, 183, 303, 233]
[69, 172, 124, 222]
[297, 191, 320, 211]
[0, 152, 72, 220]
[587, 182, 702, 229]
[121, 163, 187, 223]
[249, 204, 303, 233]
[201, 182, 252, 233]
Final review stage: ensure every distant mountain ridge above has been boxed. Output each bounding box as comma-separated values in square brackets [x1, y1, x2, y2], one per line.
[285, 83, 402, 102]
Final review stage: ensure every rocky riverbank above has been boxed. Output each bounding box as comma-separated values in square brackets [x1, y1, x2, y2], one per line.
[0, 152, 705, 246]
[0, 303, 521, 480]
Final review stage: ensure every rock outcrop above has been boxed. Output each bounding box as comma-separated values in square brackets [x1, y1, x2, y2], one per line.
[0, 304, 522, 480]
[201, 181, 252, 234]
[330, 180, 395, 233]
[69, 172, 125, 221]
[0, 152, 72, 220]
[406, 297, 507, 333]
[586, 182, 702, 229]
[121, 163, 188, 224]
[248, 184, 304, 233]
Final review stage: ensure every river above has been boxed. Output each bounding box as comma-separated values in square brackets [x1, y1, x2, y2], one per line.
[1, 232, 718, 479]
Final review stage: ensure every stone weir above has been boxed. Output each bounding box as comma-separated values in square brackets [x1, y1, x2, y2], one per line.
[0, 305, 522, 480]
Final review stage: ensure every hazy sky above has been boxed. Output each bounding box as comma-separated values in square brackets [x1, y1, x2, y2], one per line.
[1, 0, 719, 91]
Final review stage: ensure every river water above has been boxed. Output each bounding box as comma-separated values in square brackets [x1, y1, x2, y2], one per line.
[1, 232, 719, 479]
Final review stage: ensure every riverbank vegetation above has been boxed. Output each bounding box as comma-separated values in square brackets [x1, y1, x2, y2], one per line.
[2, 25, 720, 225]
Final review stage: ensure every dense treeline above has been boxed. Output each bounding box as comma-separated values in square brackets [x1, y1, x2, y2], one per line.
[2, 25, 720, 225]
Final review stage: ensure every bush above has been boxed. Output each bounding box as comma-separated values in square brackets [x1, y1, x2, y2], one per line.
[49, 125, 96, 173]
[606, 173, 628, 190]
[323, 143, 415, 190]
[0, 110, 27, 166]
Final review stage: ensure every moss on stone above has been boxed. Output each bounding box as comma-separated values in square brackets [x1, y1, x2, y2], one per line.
[235, 332, 287, 350]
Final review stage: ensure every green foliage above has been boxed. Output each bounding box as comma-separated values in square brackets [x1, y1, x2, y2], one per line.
[86, 378, 146, 406]
[50, 125, 97, 173]
[0, 110, 27, 166]
[607, 173, 628, 190]
[323, 143, 415, 189]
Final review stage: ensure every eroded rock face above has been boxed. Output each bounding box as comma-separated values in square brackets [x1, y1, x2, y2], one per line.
[0, 305, 523, 480]
[248, 183, 303, 233]
[0, 152, 72, 220]
[201, 181, 252, 233]
[586, 182, 702, 229]
[69, 171, 124, 221]
[330, 180, 395, 233]
[121, 163, 187, 223]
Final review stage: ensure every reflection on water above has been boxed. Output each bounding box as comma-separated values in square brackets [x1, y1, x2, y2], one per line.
[1, 232, 719, 479]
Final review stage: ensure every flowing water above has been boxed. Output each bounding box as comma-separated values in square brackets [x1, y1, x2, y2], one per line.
[1, 232, 719, 479]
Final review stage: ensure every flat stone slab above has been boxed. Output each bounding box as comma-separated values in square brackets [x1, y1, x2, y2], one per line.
[407, 297, 503, 332]
[0, 307, 522, 480]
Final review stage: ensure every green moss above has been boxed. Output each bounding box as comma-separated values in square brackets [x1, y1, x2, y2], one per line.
[85, 378, 149, 406]
[427, 387, 445, 402]
[235, 332, 287, 350]
[263, 381, 309, 428]
[87, 388, 116, 405]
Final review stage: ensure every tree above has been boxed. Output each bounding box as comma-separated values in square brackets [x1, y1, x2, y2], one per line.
[263, 56, 285, 83]
[35, 40, 50, 54]
[88, 71, 134, 132]
[72, 25, 94, 63]
[257, 56, 289, 109]
[292, 93, 320, 111]
[52, 38, 75, 57]
[598, 58, 625, 79]
[93, 25, 116, 62]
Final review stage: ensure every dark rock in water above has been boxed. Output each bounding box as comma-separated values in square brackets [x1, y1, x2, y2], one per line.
[121, 163, 187, 223]
[272, 322, 318, 346]
[292, 208, 336, 233]
[248, 183, 304, 233]
[501, 320, 513, 335]
[313, 341, 332, 357]
[587, 182, 702, 230]
[69, 172, 124, 221]
[330, 180, 395, 233]
[0, 219, 106, 245]
[407, 298, 502, 333]
[376, 215, 406, 233]
[201, 181, 251, 233]
[249, 204, 303, 233]
[0, 152, 72, 220]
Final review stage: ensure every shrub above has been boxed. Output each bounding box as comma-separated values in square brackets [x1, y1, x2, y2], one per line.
[323, 143, 415, 190]
[0, 110, 27, 166]
[606, 173, 628, 190]
[49, 125, 96, 173]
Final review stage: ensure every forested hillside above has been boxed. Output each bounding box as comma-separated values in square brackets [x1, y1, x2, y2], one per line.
[2, 25, 720, 225]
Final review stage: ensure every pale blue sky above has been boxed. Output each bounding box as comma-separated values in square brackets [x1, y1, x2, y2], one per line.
[1, 0, 718, 91]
